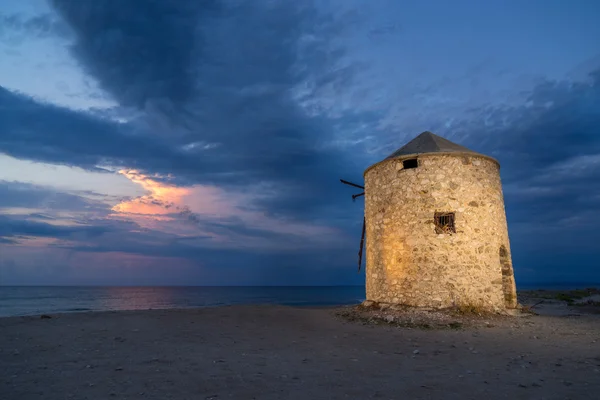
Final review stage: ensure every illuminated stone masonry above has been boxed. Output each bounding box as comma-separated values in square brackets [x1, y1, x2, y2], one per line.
[363, 132, 517, 312]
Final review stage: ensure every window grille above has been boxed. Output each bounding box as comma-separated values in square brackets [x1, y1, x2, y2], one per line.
[434, 212, 456, 234]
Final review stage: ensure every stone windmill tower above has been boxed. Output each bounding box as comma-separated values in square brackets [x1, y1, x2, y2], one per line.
[362, 131, 517, 311]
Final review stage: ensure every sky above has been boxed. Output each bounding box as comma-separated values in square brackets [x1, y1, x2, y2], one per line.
[0, 0, 599, 286]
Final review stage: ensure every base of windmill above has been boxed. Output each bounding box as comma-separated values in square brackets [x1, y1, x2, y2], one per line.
[335, 299, 532, 330]
[360, 299, 529, 316]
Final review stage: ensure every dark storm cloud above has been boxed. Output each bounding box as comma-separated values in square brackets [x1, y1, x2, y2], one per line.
[0, 86, 252, 185]
[463, 71, 600, 180]
[0, 180, 107, 212]
[0, 215, 111, 240]
[49, 0, 219, 109]
[0, 86, 181, 170]
[442, 68, 600, 282]
[456, 68, 600, 229]
[0, 182, 141, 246]
[2, 0, 366, 224]
[0, 85, 358, 192]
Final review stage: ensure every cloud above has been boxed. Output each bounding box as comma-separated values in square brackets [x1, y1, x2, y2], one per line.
[0, 214, 111, 241]
[352, 65, 600, 283]
[2, 0, 368, 225]
[0, 180, 110, 213]
[432, 68, 600, 282]
[0, 172, 352, 269]
[0, 243, 361, 286]
[456, 68, 600, 227]
[1, 0, 598, 286]
[103, 169, 350, 248]
[0, 86, 183, 170]
[0, 12, 70, 41]
[49, 0, 218, 109]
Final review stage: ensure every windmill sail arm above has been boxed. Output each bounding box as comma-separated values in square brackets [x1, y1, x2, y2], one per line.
[340, 179, 364, 190]
[338, 177, 366, 272]
[358, 217, 366, 272]
[352, 192, 365, 201]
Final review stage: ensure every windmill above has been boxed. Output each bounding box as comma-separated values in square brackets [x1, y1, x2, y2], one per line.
[339, 179, 366, 272]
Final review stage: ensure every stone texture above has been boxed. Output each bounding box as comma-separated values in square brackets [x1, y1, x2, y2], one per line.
[363, 152, 517, 312]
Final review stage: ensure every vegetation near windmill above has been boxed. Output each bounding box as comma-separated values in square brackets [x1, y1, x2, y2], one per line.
[524, 288, 600, 306]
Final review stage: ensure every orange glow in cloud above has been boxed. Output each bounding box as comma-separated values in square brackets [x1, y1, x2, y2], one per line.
[108, 169, 233, 238]
[111, 169, 240, 221]
[111, 170, 191, 216]
[110, 169, 347, 250]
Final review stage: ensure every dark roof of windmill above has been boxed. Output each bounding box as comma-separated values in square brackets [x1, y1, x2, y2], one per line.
[384, 131, 486, 160]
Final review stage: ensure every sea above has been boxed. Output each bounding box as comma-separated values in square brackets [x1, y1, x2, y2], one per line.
[0, 286, 365, 318]
[0, 283, 597, 318]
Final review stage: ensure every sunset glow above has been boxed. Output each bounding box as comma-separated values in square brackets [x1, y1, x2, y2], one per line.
[111, 169, 191, 216]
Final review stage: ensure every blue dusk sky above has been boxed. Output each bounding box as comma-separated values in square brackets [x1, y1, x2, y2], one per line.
[0, 0, 599, 286]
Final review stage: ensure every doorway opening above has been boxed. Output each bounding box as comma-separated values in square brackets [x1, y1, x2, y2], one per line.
[499, 245, 516, 308]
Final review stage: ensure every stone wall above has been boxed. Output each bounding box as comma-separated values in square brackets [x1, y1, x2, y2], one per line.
[363, 153, 517, 311]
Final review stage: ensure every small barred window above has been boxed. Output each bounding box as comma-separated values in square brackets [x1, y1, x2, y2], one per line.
[434, 212, 456, 234]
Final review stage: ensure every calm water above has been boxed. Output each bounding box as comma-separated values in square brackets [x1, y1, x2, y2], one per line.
[1, 283, 597, 318]
[0, 286, 366, 317]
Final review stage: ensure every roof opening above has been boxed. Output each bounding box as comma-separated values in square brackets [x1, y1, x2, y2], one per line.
[434, 212, 456, 234]
[403, 158, 418, 169]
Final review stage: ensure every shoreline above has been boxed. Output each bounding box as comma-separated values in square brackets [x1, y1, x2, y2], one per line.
[0, 302, 351, 320]
[2, 287, 598, 320]
[0, 303, 349, 321]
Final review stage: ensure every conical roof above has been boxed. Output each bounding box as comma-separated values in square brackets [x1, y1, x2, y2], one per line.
[384, 131, 485, 160]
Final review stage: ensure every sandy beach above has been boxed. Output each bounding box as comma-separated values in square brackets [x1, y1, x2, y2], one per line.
[1, 292, 600, 400]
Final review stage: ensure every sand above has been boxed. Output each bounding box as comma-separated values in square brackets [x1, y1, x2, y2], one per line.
[1, 294, 600, 400]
